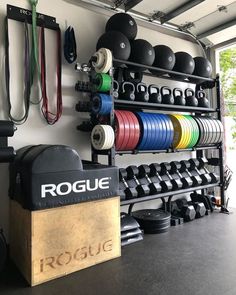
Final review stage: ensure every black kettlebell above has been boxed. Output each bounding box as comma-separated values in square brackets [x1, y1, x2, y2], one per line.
[161, 86, 174, 105]
[173, 88, 186, 106]
[123, 68, 143, 84]
[119, 82, 135, 101]
[185, 88, 198, 107]
[197, 91, 210, 108]
[148, 84, 162, 104]
[135, 83, 149, 102]
[113, 80, 119, 99]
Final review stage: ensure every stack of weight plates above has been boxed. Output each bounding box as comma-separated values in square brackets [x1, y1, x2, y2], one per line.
[135, 112, 174, 150]
[121, 212, 143, 247]
[132, 209, 171, 234]
[193, 117, 224, 146]
[169, 114, 199, 149]
[115, 110, 140, 151]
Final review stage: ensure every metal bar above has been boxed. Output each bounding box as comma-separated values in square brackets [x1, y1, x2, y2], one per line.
[215, 75, 225, 207]
[160, 0, 205, 24]
[7, 4, 59, 30]
[113, 58, 215, 82]
[114, 99, 217, 113]
[121, 183, 220, 206]
[197, 18, 236, 40]
[114, 0, 143, 12]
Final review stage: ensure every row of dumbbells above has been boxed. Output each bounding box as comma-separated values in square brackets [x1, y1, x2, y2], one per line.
[114, 82, 209, 108]
[119, 158, 219, 200]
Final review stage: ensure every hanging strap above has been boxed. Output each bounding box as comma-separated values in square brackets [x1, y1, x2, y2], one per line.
[40, 26, 62, 125]
[64, 26, 77, 64]
[5, 18, 31, 124]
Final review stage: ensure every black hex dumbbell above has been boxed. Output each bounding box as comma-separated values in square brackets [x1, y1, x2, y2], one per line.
[189, 159, 212, 185]
[149, 163, 173, 192]
[173, 199, 196, 222]
[138, 165, 162, 195]
[180, 160, 202, 186]
[126, 166, 150, 197]
[189, 201, 206, 218]
[119, 168, 138, 200]
[160, 162, 183, 190]
[170, 161, 193, 188]
[198, 158, 220, 183]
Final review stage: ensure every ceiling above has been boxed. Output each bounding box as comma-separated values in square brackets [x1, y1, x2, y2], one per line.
[67, 0, 236, 47]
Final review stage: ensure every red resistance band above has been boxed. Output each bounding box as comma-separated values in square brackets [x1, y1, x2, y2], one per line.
[40, 27, 62, 125]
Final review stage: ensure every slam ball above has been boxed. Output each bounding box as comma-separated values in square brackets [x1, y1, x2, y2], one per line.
[96, 31, 131, 60]
[193, 57, 213, 78]
[173, 51, 195, 74]
[106, 13, 138, 40]
[129, 39, 155, 69]
[153, 45, 175, 70]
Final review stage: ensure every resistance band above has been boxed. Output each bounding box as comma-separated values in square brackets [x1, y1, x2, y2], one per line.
[40, 26, 62, 125]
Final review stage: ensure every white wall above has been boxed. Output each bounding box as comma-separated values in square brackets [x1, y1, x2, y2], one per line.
[0, 0, 203, 239]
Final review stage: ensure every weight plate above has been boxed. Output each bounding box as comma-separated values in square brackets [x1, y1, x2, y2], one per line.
[130, 112, 141, 150]
[184, 115, 195, 148]
[180, 115, 192, 148]
[216, 119, 224, 143]
[213, 118, 221, 143]
[157, 114, 168, 149]
[142, 225, 170, 234]
[95, 73, 112, 92]
[151, 114, 161, 150]
[91, 125, 114, 150]
[159, 114, 170, 150]
[173, 115, 187, 149]
[201, 117, 210, 145]
[209, 118, 218, 144]
[166, 115, 174, 149]
[93, 48, 112, 73]
[118, 111, 131, 150]
[122, 111, 135, 150]
[136, 112, 148, 150]
[132, 209, 171, 224]
[187, 115, 200, 147]
[193, 117, 204, 146]
[196, 117, 206, 146]
[115, 111, 125, 150]
[144, 113, 156, 150]
[205, 118, 214, 145]
[169, 115, 183, 149]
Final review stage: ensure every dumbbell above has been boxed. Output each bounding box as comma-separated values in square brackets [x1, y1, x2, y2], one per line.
[185, 88, 198, 107]
[119, 168, 138, 200]
[119, 82, 135, 100]
[149, 163, 173, 192]
[138, 164, 162, 194]
[170, 161, 193, 188]
[161, 86, 174, 104]
[188, 159, 212, 185]
[126, 166, 150, 197]
[198, 158, 220, 183]
[190, 192, 214, 213]
[172, 199, 196, 222]
[160, 162, 183, 190]
[188, 201, 206, 218]
[180, 160, 202, 186]
[148, 84, 162, 103]
[135, 83, 149, 102]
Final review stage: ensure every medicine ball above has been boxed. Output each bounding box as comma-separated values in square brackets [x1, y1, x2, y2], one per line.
[129, 39, 155, 70]
[96, 31, 131, 60]
[173, 51, 195, 75]
[193, 56, 212, 78]
[153, 45, 175, 70]
[106, 13, 138, 40]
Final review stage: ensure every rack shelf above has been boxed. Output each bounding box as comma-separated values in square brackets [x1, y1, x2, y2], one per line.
[114, 99, 217, 113]
[121, 183, 220, 206]
[113, 58, 216, 84]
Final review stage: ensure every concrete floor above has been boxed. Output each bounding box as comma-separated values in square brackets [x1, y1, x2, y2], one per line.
[0, 209, 236, 295]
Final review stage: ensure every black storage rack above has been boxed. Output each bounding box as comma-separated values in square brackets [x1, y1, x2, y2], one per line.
[78, 57, 225, 211]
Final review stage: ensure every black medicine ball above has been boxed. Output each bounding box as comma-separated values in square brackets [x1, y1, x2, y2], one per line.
[193, 56, 212, 78]
[129, 39, 155, 70]
[106, 13, 138, 40]
[153, 45, 175, 70]
[173, 51, 195, 74]
[96, 31, 131, 60]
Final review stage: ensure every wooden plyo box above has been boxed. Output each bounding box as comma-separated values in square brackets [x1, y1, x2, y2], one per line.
[10, 197, 121, 286]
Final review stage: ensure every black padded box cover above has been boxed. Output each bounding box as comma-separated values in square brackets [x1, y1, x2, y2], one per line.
[9, 145, 119, 210]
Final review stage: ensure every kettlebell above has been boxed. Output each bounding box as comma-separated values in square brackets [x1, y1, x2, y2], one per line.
[161, 86, 174, 105]
[148, 84, 162, 104]
[113, 80, 119, 99]
[119, 82, 135, 101]
[123, 68, 143, 84]
[185, 88, 198, 107]
[135, 83, 149, 102]
[197, 91, 209, 108]
[173, 88, 186, 106]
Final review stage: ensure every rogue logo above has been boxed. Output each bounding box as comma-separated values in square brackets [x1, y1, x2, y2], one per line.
[41, 177, 111, 198]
